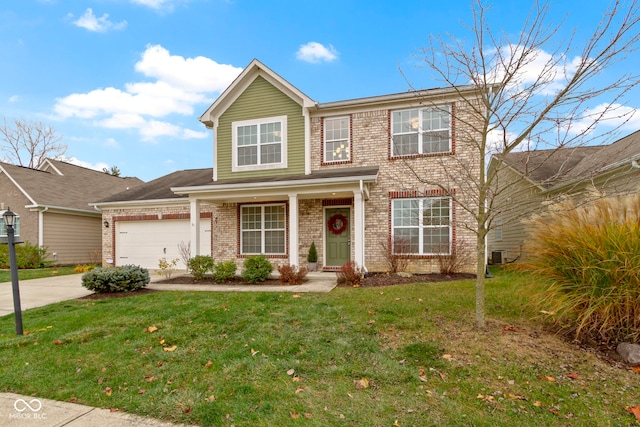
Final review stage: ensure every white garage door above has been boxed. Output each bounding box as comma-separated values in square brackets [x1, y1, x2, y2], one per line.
[116, 219, 211, 269]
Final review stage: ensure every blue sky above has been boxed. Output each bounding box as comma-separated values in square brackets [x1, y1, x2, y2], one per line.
[1, 0, 639, 181]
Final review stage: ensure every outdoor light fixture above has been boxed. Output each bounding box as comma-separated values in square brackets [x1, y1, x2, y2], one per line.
[3, 208, 23, 335]
[103, 220, 109, 228]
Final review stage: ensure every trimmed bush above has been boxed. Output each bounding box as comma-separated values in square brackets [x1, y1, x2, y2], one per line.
[82, 265, 150, 293]
[277, 264, 308, 285]
[242, 255, 273, 283]
[188, 255, 214, 280]
[214, 260, 237, 282]
[524, 195, 640, 343]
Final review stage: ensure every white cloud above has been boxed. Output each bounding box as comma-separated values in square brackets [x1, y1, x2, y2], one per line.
[54, 44, 242, 140]
[59, 156, 110, 172]
[566, 103, 640, 136]
[296, 42, 338, 63]
[8, 95, 19, 103]
[104, 138, 120, 149]
[72, 8, 127, 32]
[130, 0, 185, 11]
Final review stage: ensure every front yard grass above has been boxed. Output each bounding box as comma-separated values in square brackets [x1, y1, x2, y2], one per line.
[0, 266, 78, 282]
[0, 269, 637, 426]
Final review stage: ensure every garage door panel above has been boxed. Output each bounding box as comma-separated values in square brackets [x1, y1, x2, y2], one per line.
[116, 219, 211, 269]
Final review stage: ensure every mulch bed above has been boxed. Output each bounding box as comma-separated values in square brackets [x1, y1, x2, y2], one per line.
[79, 272, 477, 300]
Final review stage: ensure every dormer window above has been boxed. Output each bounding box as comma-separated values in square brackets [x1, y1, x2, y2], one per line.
[232, 116, 288, 171]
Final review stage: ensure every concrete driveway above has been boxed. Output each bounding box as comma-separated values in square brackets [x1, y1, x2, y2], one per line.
[0, 274, 90, 317]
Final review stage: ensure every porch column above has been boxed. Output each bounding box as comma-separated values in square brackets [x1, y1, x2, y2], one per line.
[190, 199, 201, 257]
[288, 193, 299, 267]
[353, 190, 365, 271]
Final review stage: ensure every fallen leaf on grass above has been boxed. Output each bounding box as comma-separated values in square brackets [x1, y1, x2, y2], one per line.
[146, 326, 158, 333]
[543, 376, 556, 382]
[477, 394, 494, 402]
[287, 368, 295, 376]
[138, 389, 146, 394]
[354, 377, 370, 390]
[53, 340, 63, 345]
[626, 406, 640, 422]
[533, 401, 542, 407]
[292, 294, 301, 298]
[442, 354, 453, 360]
[630, 366, 640, 374]
[393, 420, 401, 427]
[295, 386, 304, 393]
[69, 397, 78, 403]
[163, 345, 177, 352]
[304, 413, 312, 419]
[508, 393, 526, 400]
[503, 325, 518, 332]
[205, 361, 213, 368]
[205, 395, 216, 402]
[291, 412, 300, 419]
[250, 348, 259, 356]
[566, 372, 580, 380]
[103, 387, 112, 396]
[144, 376, 158, 382]
[367, 319, 376, 325]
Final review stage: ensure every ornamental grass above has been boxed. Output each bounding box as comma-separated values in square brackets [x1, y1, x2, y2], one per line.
[523, 194, 640, 343]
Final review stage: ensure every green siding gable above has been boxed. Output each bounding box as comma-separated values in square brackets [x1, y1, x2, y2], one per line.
[217, 76, 305, 180]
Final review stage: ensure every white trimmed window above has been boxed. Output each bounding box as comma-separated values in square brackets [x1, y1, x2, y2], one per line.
[0, 212, 20, 237]
[494, 219, 503, 241]
[241, 204, 286, 255]
[324, 116, 350, 162]
[391, 105, 451, 156]
[392, 197, 451, 255]
[232, 116, 287, 171]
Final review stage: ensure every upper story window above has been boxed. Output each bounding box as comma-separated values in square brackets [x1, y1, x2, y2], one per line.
[324, 116, 351, 163]
[391, 105, 451, 156]
[232, 116, 287, 172]
[0, 212, 20, 237]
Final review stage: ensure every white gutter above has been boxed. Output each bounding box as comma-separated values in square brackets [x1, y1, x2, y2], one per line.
[91, 198, 190, 210]
[26, 204, 100, 215]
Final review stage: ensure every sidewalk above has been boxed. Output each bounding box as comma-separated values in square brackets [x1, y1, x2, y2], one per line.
[0, 270, 337, 426]
[1, 392, 185, 426]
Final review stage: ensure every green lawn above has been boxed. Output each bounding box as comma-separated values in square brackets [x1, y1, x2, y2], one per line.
[0, 266, 79, 283]
[0, 269, 637, 426]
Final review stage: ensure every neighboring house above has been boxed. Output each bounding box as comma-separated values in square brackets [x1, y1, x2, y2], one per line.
[0, 159, 143, 265]
[487, 129, 640, 263]
[94, 59, 483, 273]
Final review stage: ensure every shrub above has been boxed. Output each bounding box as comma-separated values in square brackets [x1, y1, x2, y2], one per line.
[277, 264, 309, 285]
[188, 255, 214, 280]
[523, 195, 640, 343]
[82, 265, 150, 293]
[214, 260, 237, 282]
[158, 258, 179, 279]
[242, 255, 273, 283]
[436, 239, 473, 275]
[336, 261, 364, 287]
[0, 241, 50, 269]
[307, 241, 318, 263]
[380, 237, 410, 274]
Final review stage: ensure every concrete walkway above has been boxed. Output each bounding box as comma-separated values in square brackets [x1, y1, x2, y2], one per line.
[0, 270, 337, 426]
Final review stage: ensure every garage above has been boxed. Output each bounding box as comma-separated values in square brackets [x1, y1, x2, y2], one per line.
[115, 219, 211, 270]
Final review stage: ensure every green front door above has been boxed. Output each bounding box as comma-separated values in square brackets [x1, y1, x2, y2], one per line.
[325, 208, 350, 267]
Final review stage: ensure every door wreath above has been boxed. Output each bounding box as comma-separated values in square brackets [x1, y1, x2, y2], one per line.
[328, 213, 348, 235]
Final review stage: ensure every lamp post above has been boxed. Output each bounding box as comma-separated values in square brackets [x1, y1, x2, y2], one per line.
[3, 208, 23, 335]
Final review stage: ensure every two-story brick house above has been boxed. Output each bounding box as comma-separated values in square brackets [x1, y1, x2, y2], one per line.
[94, 59, 480, 273]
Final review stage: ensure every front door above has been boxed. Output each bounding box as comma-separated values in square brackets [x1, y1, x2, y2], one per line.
[325, 208, 350, 267]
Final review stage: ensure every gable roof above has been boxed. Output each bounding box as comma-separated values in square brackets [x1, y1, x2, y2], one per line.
[199, 59, 316, 128]
[500, 129, 640, 190]
[0, 159, 143, 212]
[94, 168, 214, 204]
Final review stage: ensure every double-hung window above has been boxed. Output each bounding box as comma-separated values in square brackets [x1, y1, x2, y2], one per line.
[233, 116, 287, 171]
[324, 116, 350, 162]
[391, 105, 451, 156]
[240, 204, 286, 255]
[392, 197, 451, 255]
[0, 213, 20, 238]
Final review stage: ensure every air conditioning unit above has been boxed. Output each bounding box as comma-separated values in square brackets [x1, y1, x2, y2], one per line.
[491, 251, 505, 265]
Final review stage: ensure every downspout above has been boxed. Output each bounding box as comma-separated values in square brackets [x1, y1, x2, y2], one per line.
[359, 179, 367, 273]
[38, 207, 48, 248]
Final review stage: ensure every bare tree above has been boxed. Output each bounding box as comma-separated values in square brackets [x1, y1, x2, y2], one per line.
[404, 0, 640, 328]
[0, 117, 67, 169]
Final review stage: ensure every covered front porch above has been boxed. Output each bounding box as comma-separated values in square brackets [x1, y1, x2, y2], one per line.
[171, 166, 378, 271]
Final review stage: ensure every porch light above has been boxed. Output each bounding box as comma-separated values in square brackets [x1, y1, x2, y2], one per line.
[104, 220, 110, 228]
[3, 209, 16, 227]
